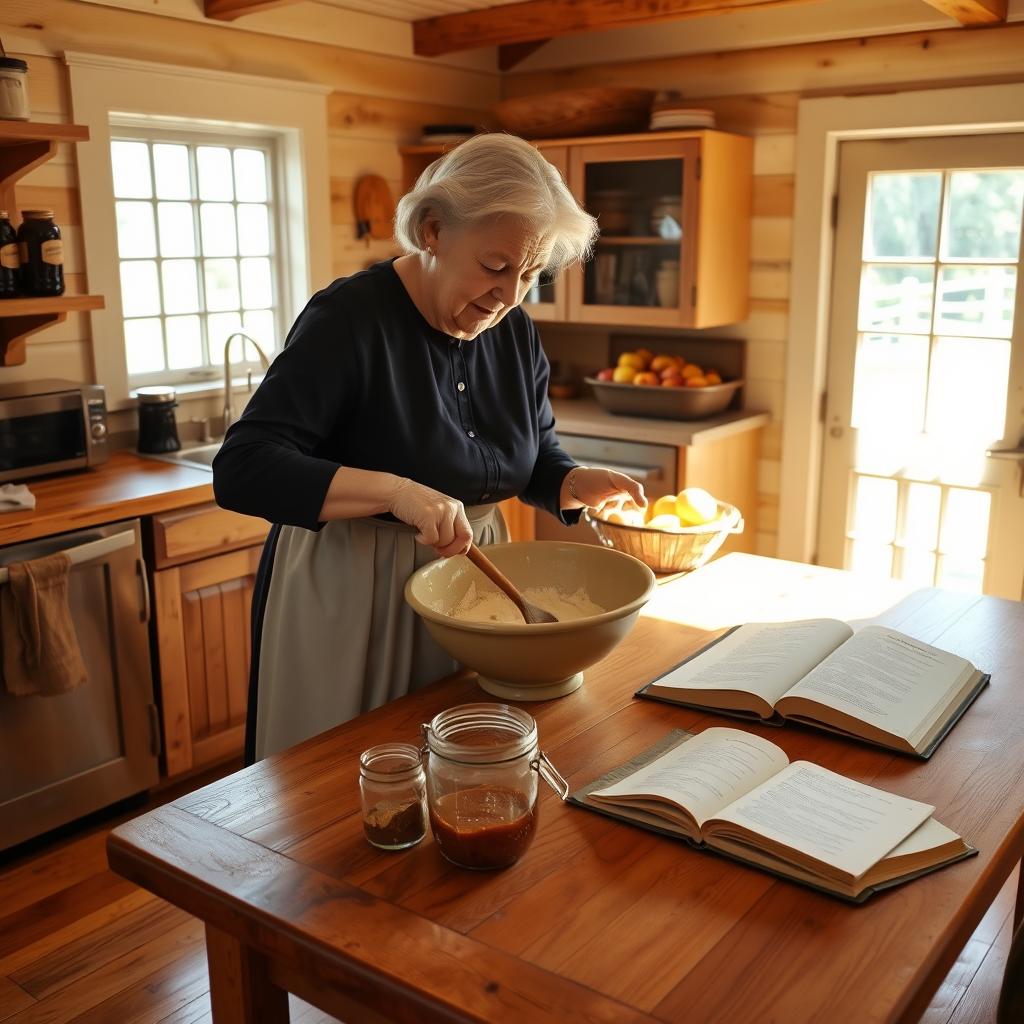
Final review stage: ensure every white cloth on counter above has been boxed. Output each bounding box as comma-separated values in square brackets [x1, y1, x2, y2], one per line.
[0, 484, 36, 512]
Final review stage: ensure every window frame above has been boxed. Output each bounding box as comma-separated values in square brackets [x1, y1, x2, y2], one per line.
[67, 51, 331, 411]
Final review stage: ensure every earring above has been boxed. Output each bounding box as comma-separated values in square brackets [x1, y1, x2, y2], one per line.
[426, 246, 434, 257]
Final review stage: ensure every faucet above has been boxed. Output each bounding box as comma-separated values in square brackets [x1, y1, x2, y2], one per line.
[223, 332, 271, 434]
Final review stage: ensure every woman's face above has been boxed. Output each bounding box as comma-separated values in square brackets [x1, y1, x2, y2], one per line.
[423, 215, 550, 340]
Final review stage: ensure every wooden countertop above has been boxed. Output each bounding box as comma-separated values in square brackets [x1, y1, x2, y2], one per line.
[0, 452, 214, 546]
[551, 398, 769, 446]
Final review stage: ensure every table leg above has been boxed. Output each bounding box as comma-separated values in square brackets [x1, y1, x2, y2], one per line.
[206, 924, 289, 1023]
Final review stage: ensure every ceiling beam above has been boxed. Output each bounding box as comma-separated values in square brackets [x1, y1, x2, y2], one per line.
[919, 0, 1007, 24]
[414, 0, 820, 58]
[204, 0, 305, 22]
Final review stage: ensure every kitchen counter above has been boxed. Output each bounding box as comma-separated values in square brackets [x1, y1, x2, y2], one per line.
[0, 452, 214, 546]
[550, 398, 769, 445]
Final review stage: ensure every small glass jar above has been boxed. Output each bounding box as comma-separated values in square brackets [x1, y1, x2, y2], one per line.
[136, 386, 181, 454]
[359, 743, 427, 851]
[422, 703, 567, 870]
[17, 209, 64, 297]
[0, 57, 30, 122]
[0, 210, 18, 298]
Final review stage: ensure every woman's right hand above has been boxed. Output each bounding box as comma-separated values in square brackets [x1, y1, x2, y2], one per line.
[388, 478, 473, 557]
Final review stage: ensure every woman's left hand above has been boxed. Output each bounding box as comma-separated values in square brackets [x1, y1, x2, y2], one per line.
[561, 466, 647, 514]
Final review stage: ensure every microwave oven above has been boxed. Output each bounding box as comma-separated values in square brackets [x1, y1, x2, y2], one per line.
[0, 379, 109, 484]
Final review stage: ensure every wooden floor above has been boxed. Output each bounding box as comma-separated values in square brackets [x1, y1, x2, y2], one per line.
[0, 766, 1017, 1024]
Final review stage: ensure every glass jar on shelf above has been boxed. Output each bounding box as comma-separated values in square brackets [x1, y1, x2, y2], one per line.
[17, 209, 64, 297]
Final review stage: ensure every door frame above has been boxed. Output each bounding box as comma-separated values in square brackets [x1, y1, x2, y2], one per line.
[778, 82, 1024, 563]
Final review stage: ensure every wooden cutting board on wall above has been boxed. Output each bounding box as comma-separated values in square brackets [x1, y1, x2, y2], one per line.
[354, 174, 395, 240]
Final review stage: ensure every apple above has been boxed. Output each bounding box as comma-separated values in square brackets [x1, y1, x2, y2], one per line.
[650, 355, 677, 373]
[618, 352, 646, 370]
[612, 365, 638, 384]
[633, 371, 660, 386]
[681, 363, 704, 380]
[705, 371, 722, 385]
[685, 376, 708, 388]
[596, 367, 616, 381]
[635, 347, 655, 365]
[661, 376, 684, 387]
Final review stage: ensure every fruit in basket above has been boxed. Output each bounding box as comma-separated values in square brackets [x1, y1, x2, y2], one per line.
[647, 494, 679, 521]
[705, 371, 722, 384]
[604, 506, 646, 527]
[634, 371, 660, 386]
[662, 375, 684, 387]
[680, 363, 703, 380]
[618, 352, 646, 370]
[685, 375, 708, 388]
[647, 513, 685, 532]
[650, 355, 677, 373]
[596, 367, 616, 382]
[675, 487, 718, 526]
[612, 365, 637, 383]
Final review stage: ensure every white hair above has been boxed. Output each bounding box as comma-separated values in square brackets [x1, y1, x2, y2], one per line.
[394, 133, 598, 272]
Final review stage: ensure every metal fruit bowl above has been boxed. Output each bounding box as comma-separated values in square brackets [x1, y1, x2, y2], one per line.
[587, 502, 744, 574]
[584, 377, 743, 420]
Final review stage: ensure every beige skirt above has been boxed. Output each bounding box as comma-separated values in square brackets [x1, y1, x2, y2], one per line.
[254, 504, 507, 760]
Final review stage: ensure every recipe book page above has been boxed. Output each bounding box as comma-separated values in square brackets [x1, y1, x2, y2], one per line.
[652, 620, 854, 708]
[776, 626, 976, 746]
[590, 727, 789, 828]
[705, 760, 935, 879]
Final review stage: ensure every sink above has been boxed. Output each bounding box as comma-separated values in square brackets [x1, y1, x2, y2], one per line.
[141, 441, 221, 472]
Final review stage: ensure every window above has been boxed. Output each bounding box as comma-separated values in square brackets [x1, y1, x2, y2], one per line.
[110, 130, 282, 386]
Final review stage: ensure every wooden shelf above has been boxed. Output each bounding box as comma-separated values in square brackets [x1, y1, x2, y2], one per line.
[0, 294, 105, 366]
[0, 122, 98, 366]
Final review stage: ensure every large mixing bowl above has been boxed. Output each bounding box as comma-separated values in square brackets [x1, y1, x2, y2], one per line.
[404, 541, 656, 701]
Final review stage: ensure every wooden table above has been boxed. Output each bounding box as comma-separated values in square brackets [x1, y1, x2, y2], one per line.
[108, 554, 1024, 1023]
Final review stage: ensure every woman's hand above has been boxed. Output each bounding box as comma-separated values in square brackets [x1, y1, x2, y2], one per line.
[389, 478, 474, 557]
[561, 466, 647, 514]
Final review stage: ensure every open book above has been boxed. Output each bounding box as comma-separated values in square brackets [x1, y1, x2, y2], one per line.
[636, 620, 989, 758]
[570, 727, 975, 902]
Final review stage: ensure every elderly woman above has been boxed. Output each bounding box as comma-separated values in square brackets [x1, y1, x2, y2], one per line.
[214, 133, 646, 763]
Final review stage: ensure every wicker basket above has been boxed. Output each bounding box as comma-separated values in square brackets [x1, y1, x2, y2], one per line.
[586, 502, 744, 574]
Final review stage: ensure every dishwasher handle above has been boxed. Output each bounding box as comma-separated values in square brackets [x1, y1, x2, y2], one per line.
[578, 459, 663, 482]
[0, 529, 136, 586]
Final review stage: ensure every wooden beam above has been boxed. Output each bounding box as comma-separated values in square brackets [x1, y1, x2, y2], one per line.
[414, 0, 819, 57]
[204, 0, 304, 22]
[499, 39, 551, 70]
[920, 0, 1007, 24]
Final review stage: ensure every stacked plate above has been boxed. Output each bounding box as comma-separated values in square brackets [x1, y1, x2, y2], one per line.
[649, 107, 716, 131]
[419, 124, 476, 145]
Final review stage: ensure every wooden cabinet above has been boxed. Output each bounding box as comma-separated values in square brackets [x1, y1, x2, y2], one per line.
[0, 122, 105, 366]
[148, 504, 268, 776]
[400, 129, 752, 329]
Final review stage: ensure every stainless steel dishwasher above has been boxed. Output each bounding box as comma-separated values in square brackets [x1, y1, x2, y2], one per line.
[0, 519, 159, 850]
[534, 433, 678, 545]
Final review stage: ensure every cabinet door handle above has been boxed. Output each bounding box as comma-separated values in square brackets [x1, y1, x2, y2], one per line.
[137, 556, 151, 623]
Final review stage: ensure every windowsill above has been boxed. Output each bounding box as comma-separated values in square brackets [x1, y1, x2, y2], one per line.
[128, 372, 268, 404]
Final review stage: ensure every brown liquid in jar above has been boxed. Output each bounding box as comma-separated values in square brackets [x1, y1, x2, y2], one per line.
[429, 786, 537, 869]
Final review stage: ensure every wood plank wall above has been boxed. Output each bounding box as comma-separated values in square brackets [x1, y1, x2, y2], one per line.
[504, 22, 1024, 556]
[0, 0, 496, 427]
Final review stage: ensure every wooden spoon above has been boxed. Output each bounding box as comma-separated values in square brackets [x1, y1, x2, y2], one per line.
[465, 543, 558, 624]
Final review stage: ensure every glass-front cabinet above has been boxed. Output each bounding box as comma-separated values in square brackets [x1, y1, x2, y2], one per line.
[398, 129, 752, 329]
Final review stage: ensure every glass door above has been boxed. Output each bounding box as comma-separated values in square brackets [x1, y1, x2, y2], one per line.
[567, 138, 700, 327]
[522, 145, 569, 323]
[818, 134, 1024, 599]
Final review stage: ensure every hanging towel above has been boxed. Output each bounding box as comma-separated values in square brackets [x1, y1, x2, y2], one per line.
[1, 552, 88, 697]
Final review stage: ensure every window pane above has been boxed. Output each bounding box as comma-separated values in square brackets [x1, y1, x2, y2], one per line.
[242, 310, 276, 354]
[899, 547, 935, 588]
[120, 261, 161, 317]
[926, 336, 1011, 444]
[197, 146, 234, 201]
[110, 141, 152, 199]
[939, 488, 990, 559]
[240, 257, 272, 308]
[237, 204, 270, 255]
[935, 265, 1016, 339]
[851, 334, 929, 433]
[937, 554, 985, 594]
[157, 203, 196, 257]
[943, 170, 1024, 260]
[153, 144, 192, 200]
[234, 149, 267, 202]
[901, 482, 941, 549]
[851, 475, 897, 543]
[166, 315, 203, 369]
[849, 540, 893, 579]
[200, 203, 238, 256]
[864, 172, 941, 259]
[124, 318, 164, 374]
[161, 259, 200, 314]
[204, 259, 240, 311]
[858, 265, 934, 333]
[115, 201, 157, 259]
[208, 312, 243, 357]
